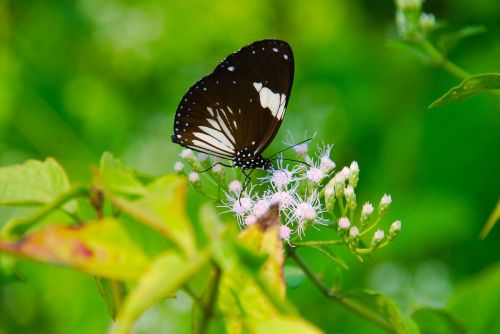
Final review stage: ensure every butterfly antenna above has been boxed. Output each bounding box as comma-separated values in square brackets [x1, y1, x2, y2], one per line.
[196, 162, 233, 173]
[271, 157, 311, 167]
[268, 138, 313, 158]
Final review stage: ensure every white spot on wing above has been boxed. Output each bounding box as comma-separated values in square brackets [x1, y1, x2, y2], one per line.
[227, 66, 235, 71]
[272, 47, 278, 52]
[216, 114, 236, 144]
[198, 126, 233, 149]
[192, 140, 231, 157]
[253, 82, 286, 119]
[207, 107, 214, 116]
[207, 119, 221, 130]
[193, 132, 233, 153]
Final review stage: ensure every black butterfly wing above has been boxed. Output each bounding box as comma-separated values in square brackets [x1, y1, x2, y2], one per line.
[172, 39, 294, 160]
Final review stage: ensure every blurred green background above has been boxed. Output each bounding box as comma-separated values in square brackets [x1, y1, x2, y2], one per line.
[0, 0, 499, 333]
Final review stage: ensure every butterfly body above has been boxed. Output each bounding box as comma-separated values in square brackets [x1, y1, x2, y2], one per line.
[172, 39, 294, 170]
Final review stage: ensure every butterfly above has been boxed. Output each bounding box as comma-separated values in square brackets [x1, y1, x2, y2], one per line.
[171, 39, 294, 173]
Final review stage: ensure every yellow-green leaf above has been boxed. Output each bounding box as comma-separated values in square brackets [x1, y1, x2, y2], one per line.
[250, 316, 324, 334]
[0, 219, 152, 281]
[112, 250, 210, 334]
[429, 73, 500, 108]
[217, 207, 298, 333]
[0, 158, 76, 212]
[107, 175, 197, 257]
[97, 152, 146, 196]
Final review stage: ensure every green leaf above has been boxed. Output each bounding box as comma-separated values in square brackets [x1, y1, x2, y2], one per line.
[387, 39, 429, 63]
[448, 263, 500, 334]
[106, 175, 197, 257]
[0, 218, 152, 281]
[437, 26, 487, 54]
[0, 158, 77, 212]
[411, 307, 466, 334]
[112, 250, 210, 334]
[347, 290, 417, 334]
[95, 278, 128, 320]
[283, 265, 305, 289]
[2, 186, 87, 237]
[310, 245, 349, 270]
[250, 315, 324, 334]
[429, 73, 500, 108]
[480, 199, 500, 239]
[97, 152, 146, 197]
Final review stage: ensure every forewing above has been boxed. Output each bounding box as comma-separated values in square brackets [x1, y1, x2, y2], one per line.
[172, 39, 294, 158]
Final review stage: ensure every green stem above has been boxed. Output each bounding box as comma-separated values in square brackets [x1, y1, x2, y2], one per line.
[289, 249, 396, 334]
[198, 264, 221, 334]
[356, 240, 390, 254]
[360, 216, 382, 237]
[292, 240, 343, 247]
[420, 39, 470, 80]
[338, 197, 346, 217]
[2, 186, 89, 237]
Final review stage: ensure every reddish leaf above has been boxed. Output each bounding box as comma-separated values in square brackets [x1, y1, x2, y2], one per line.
[0, 219, 152, 282]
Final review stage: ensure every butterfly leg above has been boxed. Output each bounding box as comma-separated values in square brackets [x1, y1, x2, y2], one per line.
[196, 162, 233, 173]
[238, 168, 254, 203]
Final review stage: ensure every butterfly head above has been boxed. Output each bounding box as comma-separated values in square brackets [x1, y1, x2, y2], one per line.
[233, 148, 272, 170]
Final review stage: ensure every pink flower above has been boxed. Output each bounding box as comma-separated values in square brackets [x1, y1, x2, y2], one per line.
[306, 167, 324, 183]
[188, 172, 200, 183]
[279, 225, 291, 240]
[245, 215, 257, 227]
[228, 180, 242, 193]
[253, 198, 271, 217]
[338, 217, 350, 230]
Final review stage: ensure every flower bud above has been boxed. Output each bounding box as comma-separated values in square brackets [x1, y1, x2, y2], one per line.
[348, 161, 359, 188]
[338, 217, 350, 238]
[228, 180, 242, 194]
[396, 0, 422, 10]
[344, 185, 356, 211]
[180, 149, 193, 159]
[180, 149, 201, 169]
[188, 171, 201, 189]
[371, 229, 385, 249]
[379, 194, 392, 216]
[212, 165, 224, 174]
[389, 220, 401, 240]
[360, 202, 374, 227]
[419, 12, 435, 30]
[324, 183, 336, 211]
[197, 153, 208, 162]
[174, 161, 184, 174]
[348, 226, 360, 248]
[188, 171, 200, 183]
[333, 172, 347, 198]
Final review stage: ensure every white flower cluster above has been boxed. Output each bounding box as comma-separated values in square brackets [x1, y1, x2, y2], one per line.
[176, 138, 402, 254]
[395, 0, 436, 41]
[220, 154, 328, 239]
